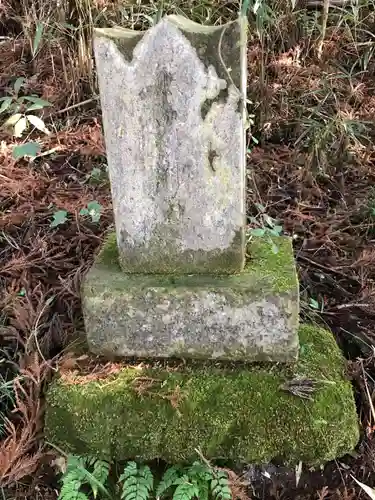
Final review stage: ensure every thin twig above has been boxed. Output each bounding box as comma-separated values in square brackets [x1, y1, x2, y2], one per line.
[25, 299, 57, 372]
[334, 303, 372, 310]
[54, 96, 99, 115]
[360, 359, 375, 425]
[297, 254, 361, 283]
[194, 447, 213, 469]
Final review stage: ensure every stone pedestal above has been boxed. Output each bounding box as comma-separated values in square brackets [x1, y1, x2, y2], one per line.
[45, 325, 359, 465]
[82, 234, 299, 361]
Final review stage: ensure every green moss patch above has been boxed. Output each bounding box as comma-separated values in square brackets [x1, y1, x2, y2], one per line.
[90, 232, 297, 295]
[45, 324, 359, 465]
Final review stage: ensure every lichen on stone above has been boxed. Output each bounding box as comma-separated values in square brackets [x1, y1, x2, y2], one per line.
[45, 324, 359, 465]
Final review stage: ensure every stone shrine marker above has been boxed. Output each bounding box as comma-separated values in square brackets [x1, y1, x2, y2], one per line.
[83, 15, 299, 361]
[46, 14, 358, 467]
[94, 16, 247, 274]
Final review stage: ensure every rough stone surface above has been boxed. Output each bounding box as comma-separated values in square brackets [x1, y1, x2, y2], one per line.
[45, 324, 359, 465]
[93, 15, 247, 274]
[81, 234, 299, 361]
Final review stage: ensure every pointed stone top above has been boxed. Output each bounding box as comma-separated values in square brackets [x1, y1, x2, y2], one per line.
[94, 14, 237, 39]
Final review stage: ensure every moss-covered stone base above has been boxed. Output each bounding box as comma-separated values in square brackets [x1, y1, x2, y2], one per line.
[82, 233, 299, 361]
[45, 324, 359, 465]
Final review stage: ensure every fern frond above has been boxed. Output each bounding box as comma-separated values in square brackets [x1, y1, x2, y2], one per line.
[195, 479, 209, 500]
[119, 461, 154, 500]
[120, 461, 138, 482]
[59, 476, 89, 500]
[83, 456, 98, 468]
[59, 455, 111, 500]
[60, 491, 89, 500]
[156, 465, 183, 498]
[90, 459, 111, 498]
[141, 465, 154, 490]
[187, 461, 213, 482]
[66, 455, 82, 470]
[211, 471, 232, 500]
[172, 479, 199, 500]
[65, 456, 88, 481]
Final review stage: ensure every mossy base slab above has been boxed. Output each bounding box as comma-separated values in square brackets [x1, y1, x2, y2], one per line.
[45, 325, 359, 466]
[81, 234, 299, 361]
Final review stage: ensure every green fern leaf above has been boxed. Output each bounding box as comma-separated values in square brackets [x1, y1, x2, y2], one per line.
[123, 476, 138, 488]
[119, 461, 138, 482]
[119, 462, 153, 500]
[156, 465, 183, 498]
[59, 477, 89, 500]
[122, 484, 149, 500]
[172, 480, 200, 500]
[60, 455, 111, 500]
[65, 457, 87, 481]
[66, 455, 85, 470]
[187, 461, 213, 482]
[60, 493, 88, 500]
[60, 471, 81, 485]
[90, 459, 111, 498]
[123, 484, 138, 496]
[211, 471, 232, 500]
[59, 473, 81, 499]
[141, 465, 154, 490]
[196, 479, 209, 500]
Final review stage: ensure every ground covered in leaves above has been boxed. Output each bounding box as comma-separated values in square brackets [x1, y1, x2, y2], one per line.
[1, 0, 375, 499]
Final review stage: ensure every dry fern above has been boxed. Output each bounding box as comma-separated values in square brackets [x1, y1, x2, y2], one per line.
[0, 353, 50, 486]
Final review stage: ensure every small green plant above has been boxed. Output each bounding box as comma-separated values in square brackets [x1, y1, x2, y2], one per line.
[248, 203, 283, 253]
[1, 77, 51, 137]
[246, 134, 259, 155]
[32, 21, 45, 58]
[12, 141, 41, 160]
[308, 297, 324, 313]
[85, 167, 108, 186]
[51, 210, 69, 228]
[156, 461, 231, 500]
[59, 456, 232, 500]
[80, 201, 103, 223]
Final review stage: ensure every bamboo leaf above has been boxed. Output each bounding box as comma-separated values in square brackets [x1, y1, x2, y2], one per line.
[27, 114, 50, 135]
[32, 22, 44, 56]
[3, 113, 22, 127]
[24, 96, 52, 108]
[352, 477, 375, 500]
[14, 116, 28, 137]
[13, 77, 25, 95]
[0, 97, 13, 114]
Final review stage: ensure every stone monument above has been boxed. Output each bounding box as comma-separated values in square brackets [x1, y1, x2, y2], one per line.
[82, 15, 299, 361]
[45, 15, 359, 466]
